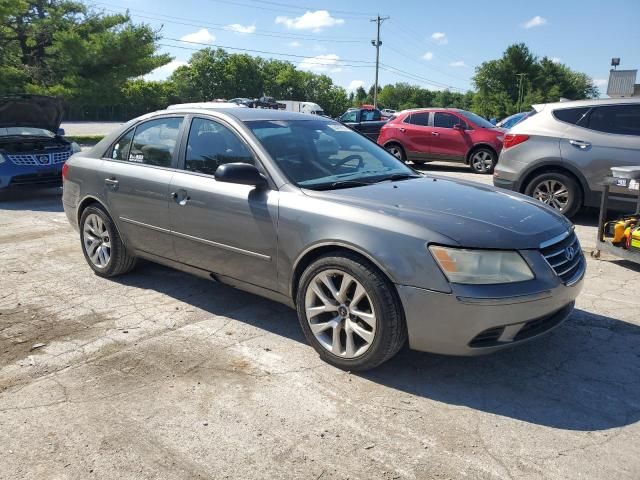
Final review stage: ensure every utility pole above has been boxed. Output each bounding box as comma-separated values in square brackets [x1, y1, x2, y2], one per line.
[516, 73, 527, 112]
[370, 15, 389, 108]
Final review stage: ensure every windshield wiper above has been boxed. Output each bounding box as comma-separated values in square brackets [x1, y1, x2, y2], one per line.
[309, 179, 372, 190]
[372, 173, 422, 183]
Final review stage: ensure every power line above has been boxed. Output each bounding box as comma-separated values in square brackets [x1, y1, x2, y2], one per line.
[379, 63, 467, 92]
[384, 44, 472, 84]
[204, 0, 374, 19]
[224, 0, 377, 18]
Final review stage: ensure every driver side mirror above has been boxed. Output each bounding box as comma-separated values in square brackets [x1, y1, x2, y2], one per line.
[214, 163, 268, 188]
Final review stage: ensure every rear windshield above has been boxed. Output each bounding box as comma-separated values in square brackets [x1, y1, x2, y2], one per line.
[459, 111, 495, 128]
[552, 107, 590, 126]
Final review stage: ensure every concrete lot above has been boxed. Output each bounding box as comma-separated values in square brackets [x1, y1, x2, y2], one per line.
[61, 122, 122, 137]
[0, 164, 639, 479]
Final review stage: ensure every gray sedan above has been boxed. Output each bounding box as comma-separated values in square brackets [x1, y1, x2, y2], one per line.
[62, 108, 585, 370]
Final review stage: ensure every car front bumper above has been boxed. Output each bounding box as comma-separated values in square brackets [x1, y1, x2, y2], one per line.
[397, 252, 585, 356]
[0, 161, 64, 189]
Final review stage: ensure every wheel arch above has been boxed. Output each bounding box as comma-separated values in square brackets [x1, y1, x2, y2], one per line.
[518, 161, 589, 202]
[465, 143, 498, 165]
[76, 195, 128, 245]
[290, 242, 398, 305]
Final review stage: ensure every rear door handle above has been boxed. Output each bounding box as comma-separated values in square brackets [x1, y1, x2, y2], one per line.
[171, 190, 190, 206]
[104, 178, 119, 188]
[399, 127, 406, 133]
[431, 132, 440, 136]
[569, 139, 591, 150]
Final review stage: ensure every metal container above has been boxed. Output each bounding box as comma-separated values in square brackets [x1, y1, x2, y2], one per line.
[611, 165, 640, 180]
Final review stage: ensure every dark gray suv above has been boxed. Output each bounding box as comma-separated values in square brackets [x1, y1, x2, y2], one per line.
[494, 98, 640, 217]
[63, 108, 585, 370]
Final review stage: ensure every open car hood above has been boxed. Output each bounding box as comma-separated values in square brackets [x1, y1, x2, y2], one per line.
[0, 94, 64, 133]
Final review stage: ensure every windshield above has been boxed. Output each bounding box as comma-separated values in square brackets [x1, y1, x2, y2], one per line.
[0, 127, 54, 137]
[459, 111, 496, 129]
[246, 119, 416, 189]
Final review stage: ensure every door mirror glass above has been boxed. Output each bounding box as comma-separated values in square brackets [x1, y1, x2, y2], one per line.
[214, 163, 268, 188]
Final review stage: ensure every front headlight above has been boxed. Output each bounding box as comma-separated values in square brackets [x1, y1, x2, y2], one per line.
[71, 142, 81, 153]
[429, 246, 534, 284]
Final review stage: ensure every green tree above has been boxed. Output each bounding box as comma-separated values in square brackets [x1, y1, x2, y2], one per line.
[472, 43, 598, 118]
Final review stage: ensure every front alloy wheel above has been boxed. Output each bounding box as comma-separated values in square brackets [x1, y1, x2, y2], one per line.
[304, 270, 376, 358]
[470, 148, 496, 174]
[532, 179, 569, 211]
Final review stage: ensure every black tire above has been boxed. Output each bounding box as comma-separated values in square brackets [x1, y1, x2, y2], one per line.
[385, 143, 406, 162]
[524, 171, 583, 218]
[296, 252, 407, 371]
[79, 205, 137, 277]
[468, 147, 497, 174]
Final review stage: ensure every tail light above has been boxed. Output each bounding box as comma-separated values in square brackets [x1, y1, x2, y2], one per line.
[503, 134, 529, 149]
[62, 162, 69, 180]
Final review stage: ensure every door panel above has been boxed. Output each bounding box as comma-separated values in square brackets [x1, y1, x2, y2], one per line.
[430, 112, 470, 161]
[560, 105, 640, 206]
[103, 117, 184, 258]
[169, 116, 279, 290]
[401, 112, 432, 160]
[169, 173, 279, 289]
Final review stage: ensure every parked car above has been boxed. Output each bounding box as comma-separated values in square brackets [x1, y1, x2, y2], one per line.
[62, 108, 584, 370]
[494, 98, 640, 217]
[0, 94, 80, 190]
[168, 102, 245, 110]
[278, 100, 325, 116]
[381, 108, 396, 118]
[337, 107, 388, 141]
[377, 108, 505, 174]
[496, 111, 533, 130]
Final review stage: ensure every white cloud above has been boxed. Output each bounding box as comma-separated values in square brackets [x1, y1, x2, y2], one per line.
[275, 10, 344, 32]
[299, 54, 342, 73]
[313, 44, 327, 53]
[225, 23, 256, 34]
[287, 41, 302, 47]
[144, 60, 188, 81]
[180, 28, 215, 43]
[431, 32, 448, 45]
[523, 15, 547, 29]
[422, 51, 434, 61]
[593, 78, 608, 88]
[449, 60, 468, 67]
[347, 80, 365, 91]
[551, 57, 561, 63]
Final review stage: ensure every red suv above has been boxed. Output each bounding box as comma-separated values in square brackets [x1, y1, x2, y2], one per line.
[377, 108, 505, 174]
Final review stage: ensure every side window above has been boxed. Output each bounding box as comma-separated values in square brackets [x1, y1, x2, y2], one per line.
[341, 111, 357, 123]
[110, 129, 134, 161]
[587, 105, 640, 136]
[410, 112, 429, 126]
[433, 112, 460, 129]
[185, 118, 254, 175]
[127, 117, 183, 167]
[361, 110, 376, 121]
[553, 107, 590, 126]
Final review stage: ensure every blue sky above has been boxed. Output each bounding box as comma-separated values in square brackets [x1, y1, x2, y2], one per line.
[92, 0, 639, 95]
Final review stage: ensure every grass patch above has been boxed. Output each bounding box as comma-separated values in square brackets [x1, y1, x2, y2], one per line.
[65, 134, 104, 145]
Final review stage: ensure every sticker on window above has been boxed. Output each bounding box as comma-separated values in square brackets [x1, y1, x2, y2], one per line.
[327, 124, 351, 132]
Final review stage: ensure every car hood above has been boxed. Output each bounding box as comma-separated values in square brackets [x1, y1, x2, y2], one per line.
[304, 176, 573, 249]
[0, 94, 64, 133]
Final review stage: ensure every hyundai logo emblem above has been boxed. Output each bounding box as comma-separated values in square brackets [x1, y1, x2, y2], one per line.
[37, 154, 50, 165]
[564, 246, 576, 261]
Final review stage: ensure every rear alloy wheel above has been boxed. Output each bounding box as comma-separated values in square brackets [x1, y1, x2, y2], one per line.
[524, 172, 582, 218]
[296, 253, 406, 371]
[385, 143, 406, 162]
[469, 148, 497, 174]
[80, 205, 137, 277]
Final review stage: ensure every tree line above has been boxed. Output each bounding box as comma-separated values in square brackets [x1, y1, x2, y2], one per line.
[0, 1, 599, 121]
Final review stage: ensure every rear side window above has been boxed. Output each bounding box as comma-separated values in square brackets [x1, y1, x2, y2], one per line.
[361, 110, 381, 121]
[408, 112, 429, 126]
[553, 107, 590, 126]
[110, 129, 134, 161]
[587, 105, 640, 136]
[129, 117, 183, 167]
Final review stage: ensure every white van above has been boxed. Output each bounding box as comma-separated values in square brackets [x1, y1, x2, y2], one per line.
[278, 100, 325, 116]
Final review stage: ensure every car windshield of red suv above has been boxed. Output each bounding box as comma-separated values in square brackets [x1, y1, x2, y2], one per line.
[459, 111, 496, 128]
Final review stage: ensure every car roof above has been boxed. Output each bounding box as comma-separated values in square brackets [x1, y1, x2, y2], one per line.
[533, 97, 640, 111]
[154, 107, 325, 122]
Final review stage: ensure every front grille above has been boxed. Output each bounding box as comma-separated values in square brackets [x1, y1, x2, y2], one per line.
[8, 149, 72, 166]
[540, 231, 584, 285]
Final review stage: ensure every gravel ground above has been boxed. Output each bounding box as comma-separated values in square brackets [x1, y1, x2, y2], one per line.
[0, 164, 638, 480]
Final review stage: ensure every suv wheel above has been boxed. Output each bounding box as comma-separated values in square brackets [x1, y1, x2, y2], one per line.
[80, 205, 137, 277]
[469, 148, 497, 174]
[524, 172, 582, 218]
[296, 253, 406, 371]
[385, 143, 406, 162]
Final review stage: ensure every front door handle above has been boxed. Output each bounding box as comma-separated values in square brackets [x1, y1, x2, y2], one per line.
[569, 139, 591, 150]
[171, 190, 190, 206]
[399, 127, 406, 133]
[431, 132, 440, 136]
